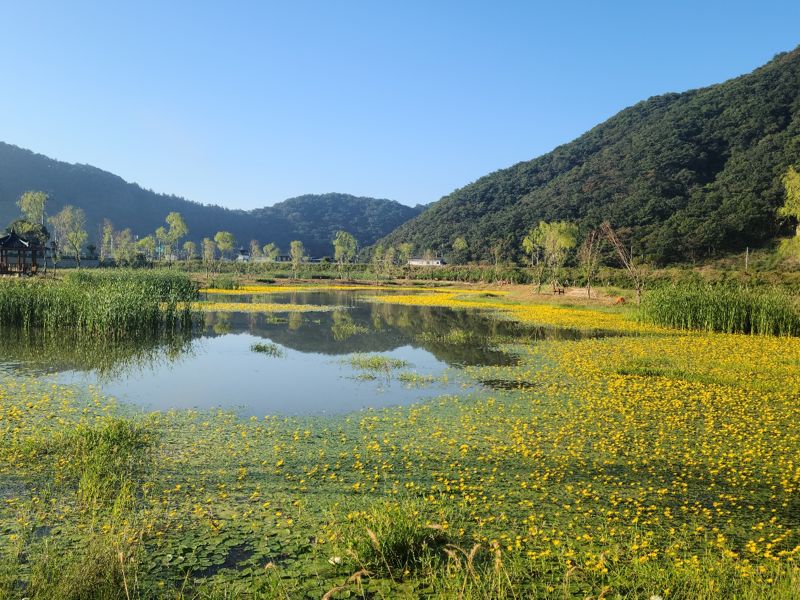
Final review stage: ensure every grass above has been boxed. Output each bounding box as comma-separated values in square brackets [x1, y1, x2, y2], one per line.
[640, 283, 800, 335]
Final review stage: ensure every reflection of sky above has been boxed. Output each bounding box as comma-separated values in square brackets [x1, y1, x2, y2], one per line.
[51, 333, 461, 416]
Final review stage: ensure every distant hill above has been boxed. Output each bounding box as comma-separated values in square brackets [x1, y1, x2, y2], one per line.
[0, 143, 422, 256]
[381, 46, 800, 264]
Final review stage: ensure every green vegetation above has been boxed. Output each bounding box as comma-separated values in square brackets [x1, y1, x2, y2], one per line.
[0, 270, 196, 337]
[250, 342, 285, 357]
[344, 354, 411, 372]
[640, 284, 800, 335]
[381, 47, 800, 265]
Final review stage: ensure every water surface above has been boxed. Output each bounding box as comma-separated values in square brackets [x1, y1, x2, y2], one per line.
[0, 290, 591, 415]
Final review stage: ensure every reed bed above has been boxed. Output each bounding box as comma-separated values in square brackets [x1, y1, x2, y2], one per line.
[640, 284, 800, 336]
[0, 270, 197, 337]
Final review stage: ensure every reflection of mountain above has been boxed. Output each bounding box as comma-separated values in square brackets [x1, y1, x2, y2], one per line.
[198, 296, 580, 367]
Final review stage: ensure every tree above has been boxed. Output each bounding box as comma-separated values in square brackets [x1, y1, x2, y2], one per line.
[249, 239, 262, 259]
[452, 236, 468, 264]
[333, 230, 358, 280]
[779, 166, 800, 237]
[165, 211, 189, 255]
[290, 240, 306, 279]
[601, 221, 646, 304]
[155, 226, 168, 261]
[524, 221, 578, 291]
[577, 229, 602, 298]
[137, 235, 156, 262]
[371, 245, 385, 284]
[397, 242, 414, 265]
[99, 219, 114, 263]
[522, 227, 543, 267]
[214, 231, 235, 260]
[17, 191, 48, 225]
[113, 229, 136, 264]
[382, 246, 397, 280]
[202, 238, 217, 277]
[183, 240, 197, 260]
[48, 205, 87, 266]
[263, 243, 280, 262]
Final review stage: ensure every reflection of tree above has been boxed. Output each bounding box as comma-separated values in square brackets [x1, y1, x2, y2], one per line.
[331, 308, 369, 341]
[212, 313, 232, 335]
[196, 292, 593, 367]
[288, 312, 303, 331]
[0, 328, 194, 379]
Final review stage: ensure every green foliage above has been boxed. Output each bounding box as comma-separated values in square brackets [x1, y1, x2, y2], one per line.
[16, 190, 48, 225]
[289, 240, 306, 278]
[640, 284, 800, 335]
[214, 231, 236, 259]
[382, 47, 800, 264]
[780, 165, 800, 236]
[49, 205, 88, 263]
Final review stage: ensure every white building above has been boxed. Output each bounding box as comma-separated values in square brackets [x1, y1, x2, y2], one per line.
[407, 257, 445, 266]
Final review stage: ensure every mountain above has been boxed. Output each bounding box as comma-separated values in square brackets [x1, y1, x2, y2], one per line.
[381, 47, 800, 264]
[0, 142, 422, 256]
[253, 194, 424, 256]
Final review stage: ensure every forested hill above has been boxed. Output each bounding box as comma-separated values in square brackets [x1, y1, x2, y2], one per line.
[253, 194, 424, 256]
[0, 142, 421, 256]
[381, 46, 800, 264]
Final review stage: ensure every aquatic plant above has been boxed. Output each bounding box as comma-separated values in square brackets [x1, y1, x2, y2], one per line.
[250, 342, 285, 357]
[344, 354, 411, 372]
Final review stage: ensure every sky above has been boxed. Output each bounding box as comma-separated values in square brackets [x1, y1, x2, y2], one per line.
[1, 1, 799, 210]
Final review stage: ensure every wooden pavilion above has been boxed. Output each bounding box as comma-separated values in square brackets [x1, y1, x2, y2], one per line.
[0, 230, 44, 275]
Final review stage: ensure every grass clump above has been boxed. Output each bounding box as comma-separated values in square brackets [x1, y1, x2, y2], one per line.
[250, 341, 285, 357]
[330, 500, 451, 580]
[640, 283, 800, 336]
[344, 354, 411, 372]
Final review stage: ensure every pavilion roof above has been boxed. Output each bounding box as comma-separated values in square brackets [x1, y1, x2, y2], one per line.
[0, 230, 34, 249]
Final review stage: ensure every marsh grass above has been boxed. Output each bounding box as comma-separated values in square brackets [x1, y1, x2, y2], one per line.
[640, 284, 800, 335]
[0, 270, 197, 337]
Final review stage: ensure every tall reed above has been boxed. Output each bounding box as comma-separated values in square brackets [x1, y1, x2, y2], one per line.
[0, 270, 197, 337]
[639, 284, 800, 336]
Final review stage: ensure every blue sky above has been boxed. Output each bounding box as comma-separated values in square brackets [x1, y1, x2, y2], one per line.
[1, 1, 798, 209]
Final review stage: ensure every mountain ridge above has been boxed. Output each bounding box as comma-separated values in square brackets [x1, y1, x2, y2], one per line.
[379, 46, 800, 264]
[0, 142, 422, 256]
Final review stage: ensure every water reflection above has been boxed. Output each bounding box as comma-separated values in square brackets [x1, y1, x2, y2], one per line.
[0, 291, 600, 414]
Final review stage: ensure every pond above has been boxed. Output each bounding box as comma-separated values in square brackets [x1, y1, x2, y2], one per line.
[0, 289, 587, 415]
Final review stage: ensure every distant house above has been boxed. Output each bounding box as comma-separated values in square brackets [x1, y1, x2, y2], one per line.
[407, 257, 446, 266]
[0, 230, 44, 275]
[235, 247, 250, 262]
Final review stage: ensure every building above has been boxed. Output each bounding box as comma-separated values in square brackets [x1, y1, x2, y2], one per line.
[407, 257, 446, 266]
[0, 230, 44, 275]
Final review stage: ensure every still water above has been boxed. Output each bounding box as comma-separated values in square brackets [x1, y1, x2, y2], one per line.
[0, 290, 582, 415]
